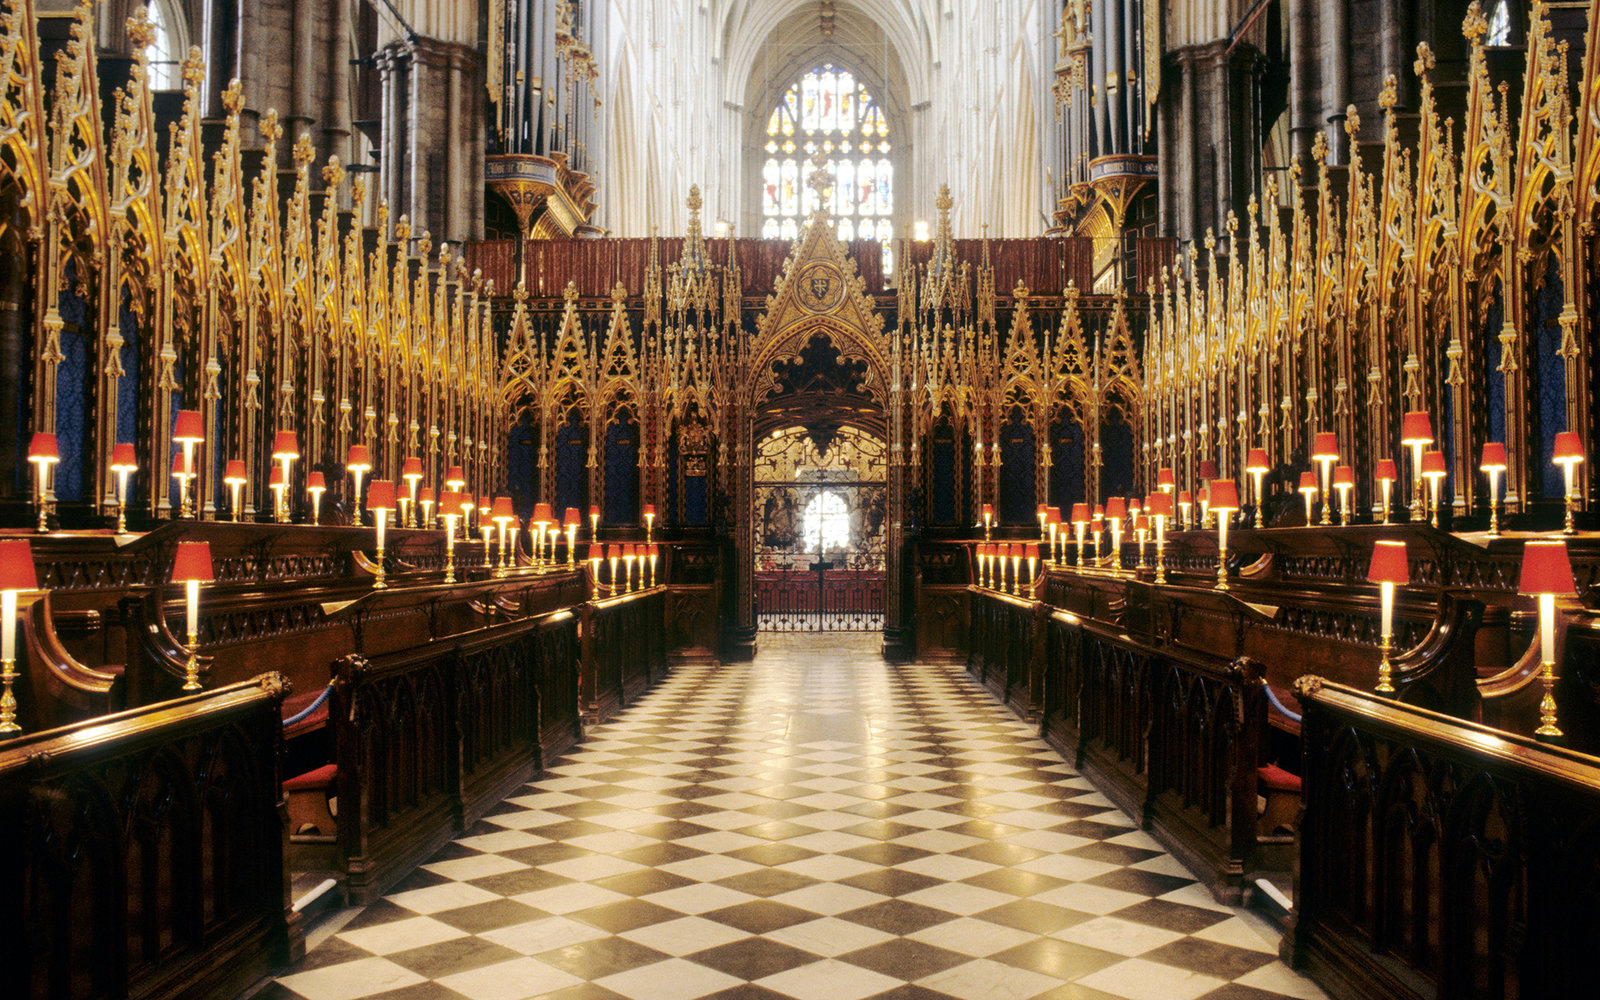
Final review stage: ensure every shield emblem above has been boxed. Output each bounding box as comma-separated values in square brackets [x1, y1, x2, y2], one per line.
[809, 276, 830, 301]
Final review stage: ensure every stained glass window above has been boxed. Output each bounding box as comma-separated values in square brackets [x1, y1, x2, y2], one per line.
[145, 1, 181, 90]
[761, 65, 893, 274]
[800, 490, 852, 553]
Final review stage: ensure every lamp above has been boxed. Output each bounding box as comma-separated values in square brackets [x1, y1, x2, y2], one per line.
[172, 410, 204, 519]
[1127, 496, 1142, 530]
[1197, 460, 1220, 527]
[647, 543, 659, 587]
[1332, 465, 1355, 527]
[1400, 410, 1433, 523]
[1245, 448, 1270, 527]
[444, 465, 466, 493]
[1367, 539, 1409, 695]
[269, 465, 289, 523]
[1090, 510, 1104, 565]
[26, 433, 58, 533]
[587, 543, 604, 599]
[491, 497, 516, 576]
[171, 541, 213, 691]
[1104, 497, 1127, 571]
[1312, 432, 1340, 525]
[478, 496, 493, 563]
[110, 443, 137, 534]
[981, 503, 994, 541]
[1374, 458, 1398, 524]
[1147, 491, 1173, 584]
[1520, 540, 1577, 739]
[1070, 503, 1089, 566]
[607, 544, 621, 595]
[439, 490, 462, 583]
[1481, 443, 1508, 535]
[401, 457, 424, 527]
[1298, 470, 1318, 523]
[458, 491, 476, 537]
[1177, 490, 1193, 533]
[271, 431, 299, 523]
[1037, 504, 1049, 544]
[224, 460, 248, 522]
[1156, 467, 1176, 494]
[589, 504, 600, 541]
[1133, 511, 1148, 570]
[418, 486, 436, 528]
[1553, 431, 1584, 534]
[564, 507, 580, 564]
[347, 445, 372, 523]
[1046, 506, 1061, 564]
[367, 480, 396, 589]
[532, 502, 554, 567]
[644, 503, 656, 545]
[1209, 480, 1239, 591]
[623, 545, 637, 593]
[0, 539, 37, 733]
[1421, 450, 1447, 529]
[307, 471, 327, 526]
[170, 453, 192, 522]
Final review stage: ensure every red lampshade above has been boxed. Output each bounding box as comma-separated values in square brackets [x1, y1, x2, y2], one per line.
[648, 543, 660, 558]
[1375, 458, 1398, 481]
[589, 505, 600, 518]
[0, 538, 38, 591]
[1333, 465, 1355, 488]
[1298, 471, 1318, 492]
[367, 480, 396, 510]
[1198, 460, 1219, 480]
[271, 431, 299, 460]
[1037, 504, 1048, 518]
[607, 545, 622, 560]
[268, 465, 284, 488]
[1209, 479, 1240, 511]
[564, 507, 581, 527]
[1196, 487, 1209, 506]
[445, 465, 466, 485]
[1070, 503, 1090, 523]
[307, 471, 327, 492]
[1480, 442, 1508, 471]
[1519, 541, 1577, 596]
[172, 410, 204, 444]
[587, 544, 603, 562]
[401, 457, 424, 480]
[346, 445, 372, 471]
[1146, 493, 1173, 518]
[170, 453, 186, 476]
[1157, 467, 1176, 488]
[635, 543, 647, 558]
[644, 504, 657, 517]
[491, 496, 515, 521]
[981, 503, 994, 518]
[110, 443, 137, 471]
[477, 495, 492, 512]
[1047, 506, 1061, 525]
[1245, 449, 1270, 473]
[532, 502, 554, 524]
[1401, 411, 1433, 446]
[1367, 540, 1409, 585]
[1312, 432, 1339, 461]
[171, 541, 214, 583]
[224, 460, 247, 484]
[1553, 431, 1584, 464]
[458, 493, 475, 512]
[1132, 513, 1147, 531]
[1093, 504, 1104, 518]
[1104, 497, 1127, 519]
[419, 486, 435, 503]
[1421, 450, 1447, 477]
[437, 490, 459, 514]
[28, 432, 58, 462]
[1177, 490, 1193, 505]
[1090, 515, 1104, 530]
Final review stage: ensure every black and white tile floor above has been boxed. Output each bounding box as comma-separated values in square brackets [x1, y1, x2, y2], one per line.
[261, 634, 1326, 1000]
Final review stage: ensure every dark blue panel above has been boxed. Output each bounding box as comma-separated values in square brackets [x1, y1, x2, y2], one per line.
[666, 432, 679, 526]
[999, 406, 1035, 525]
[116, 294, 138, 445]
[604, 414, 640, 524]
[684, 475, 707, 524]
[54, 259, 89, 502]
[1534, 254, 1566, 498]
[1050, 415, 1085, 509]
[1101, 410, 1134, 501]
[553, 408, 587, 516]
[506, 409, 538, 518]
[928, 424, 956, 525]
[1486, 280, 1505, 448]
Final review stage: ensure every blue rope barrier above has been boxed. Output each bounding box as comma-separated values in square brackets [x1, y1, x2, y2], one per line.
[1264, 683, 1302, 725]
[283, 684, 333, 728]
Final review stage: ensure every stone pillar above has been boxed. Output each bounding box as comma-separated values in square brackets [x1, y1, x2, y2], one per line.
[723, 403, 757, 661]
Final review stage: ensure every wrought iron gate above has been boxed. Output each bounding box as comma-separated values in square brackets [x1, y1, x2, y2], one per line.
[757, 564, 884, 631]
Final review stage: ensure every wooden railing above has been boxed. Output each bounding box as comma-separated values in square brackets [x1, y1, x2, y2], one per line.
[0, 675, 299, 1000]
[1288, 677, 1600, 1000]
[331, 609, 580, 905]
[967, 587, 1043, 716]
[581, 587, 667, 722]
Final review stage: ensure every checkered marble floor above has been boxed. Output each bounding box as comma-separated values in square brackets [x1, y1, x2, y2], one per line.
[261, 634, 1326, 1000]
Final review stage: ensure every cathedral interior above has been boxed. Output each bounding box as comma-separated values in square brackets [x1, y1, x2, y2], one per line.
[1, 2, 1598, 999]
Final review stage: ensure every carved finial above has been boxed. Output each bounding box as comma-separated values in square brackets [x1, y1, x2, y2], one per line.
[563, 280, 579, 303]
[1345, 104, 1361, 137]
[126, 5, 155, 51]
[1204, 227, 1216, 251]
[687, 185, 702, 213]
[936, 184, 953, 213]
[611, 281, 627, 304]
[484, 278, 495, 298]
[260, 108, 282, 145]
[1225, 211, 1238, 235]
[393, 213, 411, 242]
[1462, 1, 1488, 44]
[222, 78, 244, 116]
[1414, 42, 1435, 79]
[1013, 280, 1029, 299]
[1311, 130, 1328, 164]
[417, 230, 432, 258]
[292, 133, 314, 167]
[1379, 75, 1398, 112]
[182, 47, 205, 88]
[322, 154, 345, 189]
[514, 279, 528, 303]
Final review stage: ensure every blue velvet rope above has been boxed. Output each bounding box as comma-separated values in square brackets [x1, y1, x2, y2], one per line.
[1264, 683, 1302, 725]
[282, 684, 333, 728]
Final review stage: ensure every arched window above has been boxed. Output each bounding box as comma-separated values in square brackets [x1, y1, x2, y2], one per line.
[760, 65, 893, 274]
[1486, 0, 1513, 46]
[800, 490, 852, 552]
[145, 1, 184, 91]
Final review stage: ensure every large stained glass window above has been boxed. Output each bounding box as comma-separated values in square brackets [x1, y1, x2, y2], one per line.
[761, 65, 894, 274]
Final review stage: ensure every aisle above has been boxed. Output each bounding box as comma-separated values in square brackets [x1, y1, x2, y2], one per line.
[263, 634, 1325, 1000]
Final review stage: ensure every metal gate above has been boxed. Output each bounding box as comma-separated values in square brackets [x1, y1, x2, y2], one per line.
[757, 564, 884, 631]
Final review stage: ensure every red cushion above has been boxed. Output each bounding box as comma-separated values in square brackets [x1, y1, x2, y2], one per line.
[1256, 764, 1302, 793]
[284, 764, 337, 793]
